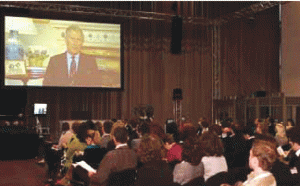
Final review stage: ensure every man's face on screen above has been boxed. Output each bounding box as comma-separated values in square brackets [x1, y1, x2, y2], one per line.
[65, 30, 83, 55]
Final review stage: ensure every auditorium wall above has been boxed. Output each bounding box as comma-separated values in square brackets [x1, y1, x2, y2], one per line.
[0, 3, 279, 140]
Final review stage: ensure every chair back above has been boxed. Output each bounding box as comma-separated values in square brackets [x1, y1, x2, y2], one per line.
[205, 172, 228, 186]
[182, 176, 204, 186]
[108, 168, 136, 186]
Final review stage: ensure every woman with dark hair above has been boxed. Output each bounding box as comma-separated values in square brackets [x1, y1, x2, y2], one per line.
[163, 133, 182, 164]
[173, 136, 204, 185]
[199, 131, 228, 182]
[180, 122, 197, 142]
[135, 134, 173, 186]
[85, 120, 101, 146]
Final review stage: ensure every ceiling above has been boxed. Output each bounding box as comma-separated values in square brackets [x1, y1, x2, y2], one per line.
[0, 1, 281, 25]
[48, 1, 258, 19]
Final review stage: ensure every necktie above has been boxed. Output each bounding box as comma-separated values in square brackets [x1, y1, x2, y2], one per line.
[70, 55, 76, 77]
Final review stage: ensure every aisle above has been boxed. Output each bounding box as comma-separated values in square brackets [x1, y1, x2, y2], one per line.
[0, 158, 47, 186]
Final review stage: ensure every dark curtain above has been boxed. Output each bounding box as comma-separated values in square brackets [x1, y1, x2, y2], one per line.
[219, 7, 280, 98]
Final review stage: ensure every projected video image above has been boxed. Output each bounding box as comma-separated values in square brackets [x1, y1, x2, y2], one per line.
[5, 16, 121, 88]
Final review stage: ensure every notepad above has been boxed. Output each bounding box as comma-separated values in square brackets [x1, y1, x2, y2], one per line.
[72, 161, 96, 173]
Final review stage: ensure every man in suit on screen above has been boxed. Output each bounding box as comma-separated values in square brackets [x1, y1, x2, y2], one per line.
[43, 25, 100, 87]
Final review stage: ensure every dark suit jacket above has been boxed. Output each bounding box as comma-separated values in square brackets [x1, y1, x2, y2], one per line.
[289, 152, 300, 185]
[90, 146, 137, 186]
[43, 52, 100, 87]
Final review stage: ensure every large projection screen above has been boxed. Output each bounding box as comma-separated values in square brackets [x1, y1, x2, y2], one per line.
[281, 2, 300, 97]
[4, 16, 121, 89]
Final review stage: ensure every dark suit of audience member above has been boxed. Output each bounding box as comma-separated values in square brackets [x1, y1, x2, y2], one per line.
[43, 25, 100, 87]
[270, 159, 294, 186]
[89, 125, 138, 186]
[223, 127, 249, 169]
[286, 126, 300, 186]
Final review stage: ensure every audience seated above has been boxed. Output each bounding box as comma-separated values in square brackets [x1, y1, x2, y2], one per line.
[196, 117, 208, 136]
[286, 125, 300, 186]
[163, 133, 182, 164]
[149, 121, 166, 140]
[274, 122, 288, 147]
[94, 121, 103, 136]
[234, 138, 278, 186]
[127, 119, 139, 140]
[180, 122, 197, 142]
[223, 123, 249, 169]
[286, 119, 295, 131]
[130, 120, 150, 152]
[55, 122, 73, 150]
[166, 121, 180, 143]
[89, 124, 137, 186]
[43, 122, 73, 185]
[85, 120, 102, 146]
[173, 136, 203, 185]
[41, 116, 299, 186]
[134, 134, 174, 186]
[72, 128, 108, 186]
[268, 117, 276, 137]
[199, 131, 228, 182]
[56, 122, 89, 186]
[99, 120, 113, 149]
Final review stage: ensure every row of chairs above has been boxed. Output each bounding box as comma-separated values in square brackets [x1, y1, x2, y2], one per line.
[71, 169, 229, 186]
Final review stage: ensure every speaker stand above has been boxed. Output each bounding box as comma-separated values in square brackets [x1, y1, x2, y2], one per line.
[173, 100, 182, 128]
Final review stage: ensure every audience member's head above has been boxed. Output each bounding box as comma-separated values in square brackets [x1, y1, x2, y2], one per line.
[103, 120, 113, 134]
[243, 122, 256, 137]
[111, 118, 118, 123]
[209, 124, 223, 136]
[221, 120, 231, 128]
[275, 123, 286, 137]
[76, 122, 89, 143]
[61, 122, 70, 132]
[250, 138, 278, 171]
[180, 123, 197, 141]
[287, 126, 300, 151]
[256, 119, 270, 134]
[94, 121, 103, 135]
[166, 121, 179, 143]
[112, 125, 128, 144]
[200, 131, 224, 156]
[138, 134, 166, 164]
[201, 121, 209, 128]
[71, 121, 81, 134]
[162, 133, 176, 150]
[85, 120, 97, 130]
[198, 117, 207, 124]
[150, 122, 166, 140]
[182, 136, 203, 166]
[286, 119, 295, 130]
[128, 119, 138, 129]
[231, 122, 244, 135]
[138, 120, 150, 137]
